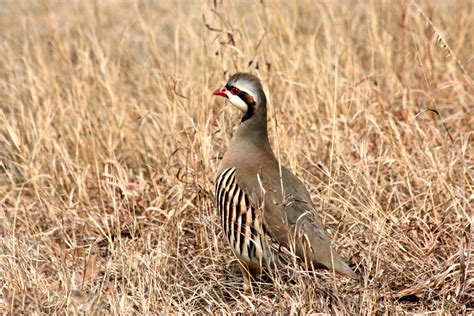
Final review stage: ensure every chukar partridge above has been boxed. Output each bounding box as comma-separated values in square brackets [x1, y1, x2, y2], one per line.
[213, 73, 358, 293]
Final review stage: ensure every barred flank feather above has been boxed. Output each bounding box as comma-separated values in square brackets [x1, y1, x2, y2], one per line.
[215, 168, 268, 265]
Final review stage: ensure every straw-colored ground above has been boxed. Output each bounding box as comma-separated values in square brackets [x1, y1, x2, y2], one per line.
[1, 0, 472, 314]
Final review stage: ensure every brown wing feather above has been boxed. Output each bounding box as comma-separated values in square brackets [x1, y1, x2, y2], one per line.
[234, 163, 358, 279]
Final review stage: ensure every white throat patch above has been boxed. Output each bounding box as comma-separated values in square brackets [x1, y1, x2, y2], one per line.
[226, 92, 248, 112]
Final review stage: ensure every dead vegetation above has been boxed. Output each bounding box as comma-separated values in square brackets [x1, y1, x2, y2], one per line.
[0, 0, 472, 314]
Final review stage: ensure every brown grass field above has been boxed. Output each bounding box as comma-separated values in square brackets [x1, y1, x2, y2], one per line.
[1, 0, 473, 314]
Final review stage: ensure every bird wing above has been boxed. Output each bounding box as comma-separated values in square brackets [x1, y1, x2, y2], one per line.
[235, 165, 358, 279]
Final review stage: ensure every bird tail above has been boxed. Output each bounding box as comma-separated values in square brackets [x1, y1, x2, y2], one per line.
[298, 227, 359, 280]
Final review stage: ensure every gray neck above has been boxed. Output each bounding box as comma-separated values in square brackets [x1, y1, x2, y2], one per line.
[232, 100, 272, 152]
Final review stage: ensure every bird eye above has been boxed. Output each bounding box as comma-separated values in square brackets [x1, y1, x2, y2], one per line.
[230, 87, 240, 95]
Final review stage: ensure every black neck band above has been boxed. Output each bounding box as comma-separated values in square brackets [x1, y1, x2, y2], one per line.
[241, 102, 255, 122]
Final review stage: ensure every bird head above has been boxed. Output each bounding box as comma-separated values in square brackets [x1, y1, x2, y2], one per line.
[213, 73, 266, 122]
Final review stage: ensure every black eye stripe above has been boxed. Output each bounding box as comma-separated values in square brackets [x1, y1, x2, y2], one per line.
[225, 84, 256, 106]
[226, 85, 243, 96]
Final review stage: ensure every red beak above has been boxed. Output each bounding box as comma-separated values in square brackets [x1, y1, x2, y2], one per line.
[213, 87, 227, 97]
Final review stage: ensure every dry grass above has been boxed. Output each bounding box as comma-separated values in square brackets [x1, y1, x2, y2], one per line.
[1, 0, 473, 314]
